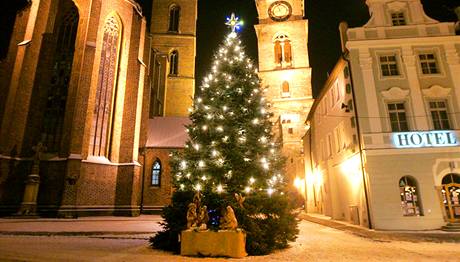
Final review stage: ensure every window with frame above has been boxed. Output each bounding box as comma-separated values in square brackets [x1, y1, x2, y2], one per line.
[89, 15, 121, 157]
[391, 12, 406, 26]
[281, 81, 290, 97]
[399, 176, 423, 216]
[387, 102, 409, 132]
[419, 53, 439, 75]
[379, 55, 399, 76]
[169, 50, 178, 76]
[168, 5, 180, 32]
[151, 159, 161, 186]
[273, 34, 292, 67]
[429, 101, 451, 130]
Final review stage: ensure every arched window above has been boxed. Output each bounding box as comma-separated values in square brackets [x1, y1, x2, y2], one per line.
[89, 15, 121, 157]
[441, 173, 460, 221]
[169, 50, 178, 76]
[281, 81, 290, 97]
[399, 176, 423, 216]
[151, 159, 161, 186]
[168, 5, 180, 32]
[273, 34, 292, 68]
[42, 1, 79, 152]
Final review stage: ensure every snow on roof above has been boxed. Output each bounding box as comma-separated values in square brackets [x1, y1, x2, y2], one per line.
[146, 117, 191, 148]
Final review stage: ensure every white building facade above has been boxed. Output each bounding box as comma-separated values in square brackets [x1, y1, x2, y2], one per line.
[304, 0, 460, 230]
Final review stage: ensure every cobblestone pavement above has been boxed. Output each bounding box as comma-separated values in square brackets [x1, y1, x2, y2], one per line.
[0, 220, 459, 261]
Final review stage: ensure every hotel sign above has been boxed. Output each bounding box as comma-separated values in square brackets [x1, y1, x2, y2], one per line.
[392, 131, 459, 148]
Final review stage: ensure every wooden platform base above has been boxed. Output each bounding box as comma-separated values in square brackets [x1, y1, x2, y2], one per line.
[181, 229, 247, 258]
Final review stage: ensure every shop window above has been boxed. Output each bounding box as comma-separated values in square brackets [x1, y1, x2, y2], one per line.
[387, 102, 409, 132]
[419, 53, 439, 75]
[169, 50, 178, 76]
[379, 55, 399, 76]
[429, 100, 451, 130]
[89, 15, 121, 157]
[391, 12, 406, 26]
[399, 176, 423, 216]
[151, 159, 161, 186]
[168, 5, 180, 32]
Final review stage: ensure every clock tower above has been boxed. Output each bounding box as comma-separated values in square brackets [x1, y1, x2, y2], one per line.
[254, 0, 313, 184]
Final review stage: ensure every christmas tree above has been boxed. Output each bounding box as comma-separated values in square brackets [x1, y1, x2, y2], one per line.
[151, 14, 299, 255]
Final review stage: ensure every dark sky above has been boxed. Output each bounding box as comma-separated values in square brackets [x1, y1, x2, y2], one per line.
[1, 0, 458, 97]
[195, 0, 458, 97]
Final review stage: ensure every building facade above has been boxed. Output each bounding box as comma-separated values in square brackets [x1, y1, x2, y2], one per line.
[254, 0, 314, 184]
[304, 0, 460, 230]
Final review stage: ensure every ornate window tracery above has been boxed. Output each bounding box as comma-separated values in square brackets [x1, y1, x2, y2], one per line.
[89, 15, 121, 157]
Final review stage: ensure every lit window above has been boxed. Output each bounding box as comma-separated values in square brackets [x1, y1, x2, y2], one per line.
[399, 176, 422, 216]
[380, 55, 399, 76]
[419, 53, 439, 74]
[168, 5, 180, 32]
[281, 81, 290, 97]
[169, 50, 178, 76]
[391, 12, 406, 26]
[151, 159, 161, 186]
[387, 103, 409, 132]
[273, 34, 292, 68]
[429, 101, 451, 130]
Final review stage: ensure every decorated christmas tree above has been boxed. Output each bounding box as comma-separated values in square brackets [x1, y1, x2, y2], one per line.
[151, 14, 298, 255]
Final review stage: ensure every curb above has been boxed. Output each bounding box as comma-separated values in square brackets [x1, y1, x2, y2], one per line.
[0, 231, 155, 237]
[299, 213, 460, 243]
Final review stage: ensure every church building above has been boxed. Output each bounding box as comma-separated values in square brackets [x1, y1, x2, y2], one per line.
[0, 0, 196, 217]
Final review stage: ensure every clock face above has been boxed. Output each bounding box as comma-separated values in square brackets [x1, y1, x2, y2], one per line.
[268, 1, 292, 22]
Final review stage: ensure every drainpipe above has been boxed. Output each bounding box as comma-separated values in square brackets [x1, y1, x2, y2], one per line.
[140, 34, 154, 214]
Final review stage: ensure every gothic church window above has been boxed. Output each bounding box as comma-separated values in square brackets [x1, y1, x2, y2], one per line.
[150, 50, 165, 117]
[168, 5, 180, 32]
[89, 15, 121, 157]
[151, 159, 161, 186]
[169, 50, 179, 76]
[42, 1, 79, 152]
[273, 34, 292, 68]
[399, 176, 423, 216]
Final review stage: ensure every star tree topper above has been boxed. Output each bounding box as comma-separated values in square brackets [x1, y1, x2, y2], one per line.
[225, 13, 243, 33]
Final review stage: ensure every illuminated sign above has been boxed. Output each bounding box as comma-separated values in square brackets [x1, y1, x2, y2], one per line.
[392, 131, 459, 148]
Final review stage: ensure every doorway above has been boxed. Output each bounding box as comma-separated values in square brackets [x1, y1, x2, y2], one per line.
[440, 173, 460, 222]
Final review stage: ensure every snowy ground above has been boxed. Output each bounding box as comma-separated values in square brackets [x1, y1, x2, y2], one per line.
[0, 220, 458, 261]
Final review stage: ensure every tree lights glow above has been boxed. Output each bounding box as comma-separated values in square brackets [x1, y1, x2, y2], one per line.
[167, 13, 285, 196]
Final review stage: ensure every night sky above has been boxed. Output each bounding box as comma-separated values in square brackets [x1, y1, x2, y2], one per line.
[1, 0, 458, 97]
[195, 0, 458, 97]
